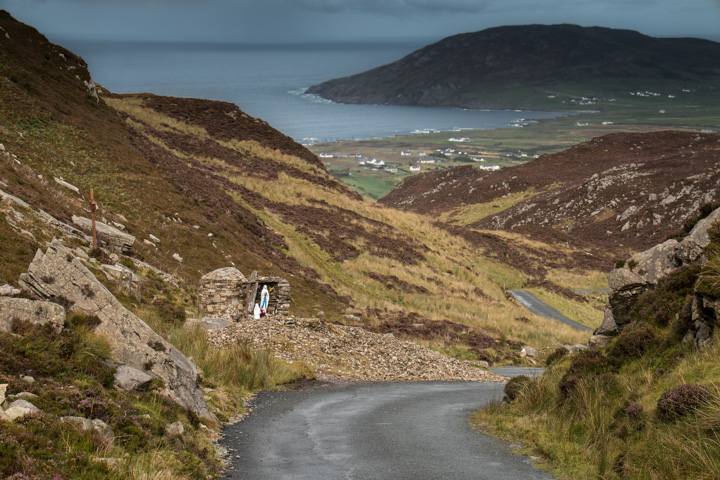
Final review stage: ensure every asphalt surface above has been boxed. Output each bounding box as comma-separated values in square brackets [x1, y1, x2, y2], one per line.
[221, 381, 554, 480]
[508, 290, 594, 332]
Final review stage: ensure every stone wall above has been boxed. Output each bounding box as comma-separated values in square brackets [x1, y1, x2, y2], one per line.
[197, 267, 246, 320]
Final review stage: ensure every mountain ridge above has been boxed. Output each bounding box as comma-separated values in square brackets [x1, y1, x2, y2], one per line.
[306, 24, 720, 109]
[380, 130, 720, 257]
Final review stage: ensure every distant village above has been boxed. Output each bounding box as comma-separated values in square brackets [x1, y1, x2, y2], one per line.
[316, 137, 521, 177]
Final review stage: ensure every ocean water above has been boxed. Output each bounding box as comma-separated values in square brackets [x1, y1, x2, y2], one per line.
[61, 39, 564, 143]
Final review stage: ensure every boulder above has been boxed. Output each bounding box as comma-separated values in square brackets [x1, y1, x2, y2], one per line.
[9, 392, 38, 402]
[19, 240, 215, 421]
[0, 384, 7, 406]
[564, 343, 588, 354]
[520, 345, 538, 358]
[165, 420, 184, 437]
[595, 307, 618, 336]
[60, 415, 94, 431]
[5, 399, 39, 421]
[608, 267, 646, 294]
[114, 364, 154, 391]
[60, 416, 115, 446]
[627, 239, 679, 285]
[0, 297, 66, 334]
[100, 264, 141, 301]
[92, 419, 115, 446]
[0, 284, 21, 296]
[72, 215, 136, 254]
[588, 334, 612, 348]
[675, 208, 720, 264]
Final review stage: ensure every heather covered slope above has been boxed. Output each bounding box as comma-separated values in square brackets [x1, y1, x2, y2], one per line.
[307, 24, 720, 110]
[0, 10, 599, 360]
[474, 208, 720, 479]
[0, 9, 351, 318]
[381, 130, 720, 258]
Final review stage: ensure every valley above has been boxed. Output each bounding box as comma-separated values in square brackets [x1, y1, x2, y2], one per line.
[2, 9, 720, 480]
[311, 89, 720, 199]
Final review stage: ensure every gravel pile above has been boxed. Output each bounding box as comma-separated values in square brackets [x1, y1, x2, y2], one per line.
[207, 315, 506, 382]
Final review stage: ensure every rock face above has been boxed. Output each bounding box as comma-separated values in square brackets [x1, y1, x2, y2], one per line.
[595, 307, 618, 336]
[19, 239, 214, 421]
[0, 297, 66, 333]
[72, 215, 136, 254]
[608, 207, 720, 343]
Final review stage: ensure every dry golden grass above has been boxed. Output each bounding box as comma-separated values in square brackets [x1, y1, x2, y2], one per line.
[111, 94, 599, 349]
[104, 96, 209, 138]
[546, 268, 608, 290]
[441, 187, 541, 226]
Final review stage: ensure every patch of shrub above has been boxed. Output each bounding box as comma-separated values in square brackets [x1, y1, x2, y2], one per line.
[1, 321, 112, 382]
[151, 296, 187, 325]
[629, 265, 700, 328]
[609, 324, 656, 362]
[657, 383, 710, 421]
[504, 375, 531, 402]
[612, 402, 646, 439]
[614, 260, 626, 269]
[545, 347, 567, 366]
[65, 312, 102, 330]
[558, 350, 615, 399]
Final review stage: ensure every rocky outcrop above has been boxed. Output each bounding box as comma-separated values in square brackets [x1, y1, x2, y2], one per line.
[607, 207, 720, 344]
[0, 297, 66, 333]
[72, 215, 136, 254]
[19, 239, 214, 421]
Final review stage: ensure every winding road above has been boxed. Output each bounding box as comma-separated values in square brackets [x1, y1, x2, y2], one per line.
[509, 290, 594, 332]
[221, 379, 553, 480]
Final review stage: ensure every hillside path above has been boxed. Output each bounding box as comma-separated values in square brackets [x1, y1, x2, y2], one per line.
[509, 290, 594, 332]
[221, 381, 553, 480]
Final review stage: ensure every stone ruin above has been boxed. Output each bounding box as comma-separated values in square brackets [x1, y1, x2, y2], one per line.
[198, 267, 290, 320]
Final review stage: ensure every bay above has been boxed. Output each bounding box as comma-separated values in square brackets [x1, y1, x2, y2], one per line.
[61, 39, 564, 143]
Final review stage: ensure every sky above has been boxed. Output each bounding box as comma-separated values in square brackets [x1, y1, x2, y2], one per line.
[0, 0, 719, 44]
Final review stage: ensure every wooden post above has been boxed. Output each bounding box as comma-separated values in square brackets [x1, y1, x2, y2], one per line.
[90, 188, 98, 249]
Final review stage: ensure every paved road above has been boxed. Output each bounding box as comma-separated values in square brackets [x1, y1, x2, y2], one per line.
[509, 290, 593, 332]
[221, 381, 554, 480]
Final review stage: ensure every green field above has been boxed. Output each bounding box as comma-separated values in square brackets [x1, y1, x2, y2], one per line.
[310, 88, 720, 199]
